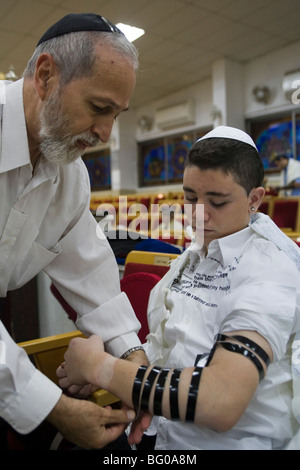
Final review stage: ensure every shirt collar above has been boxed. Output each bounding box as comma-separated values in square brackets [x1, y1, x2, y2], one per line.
[206, 226, 253, 267]
[0, 78, 59, 183]
[0, 79, 32, 173]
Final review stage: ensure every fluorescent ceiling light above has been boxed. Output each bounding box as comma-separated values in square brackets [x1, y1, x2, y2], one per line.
[116, 23, 145, 42]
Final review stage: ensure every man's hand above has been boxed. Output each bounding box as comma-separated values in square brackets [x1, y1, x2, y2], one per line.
[56, 335, 152, 447]
[47, 393, 135, 449]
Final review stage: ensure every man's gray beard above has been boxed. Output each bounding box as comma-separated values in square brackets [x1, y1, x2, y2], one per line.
[39, 89, 100, 165]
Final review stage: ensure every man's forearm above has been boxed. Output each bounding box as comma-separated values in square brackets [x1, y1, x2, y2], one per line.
[125, 349, 149, 365]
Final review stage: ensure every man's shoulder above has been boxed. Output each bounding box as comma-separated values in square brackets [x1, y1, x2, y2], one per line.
[57, 157, 91, 196]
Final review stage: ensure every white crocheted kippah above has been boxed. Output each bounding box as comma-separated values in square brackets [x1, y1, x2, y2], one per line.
[197, 126, 257, 150]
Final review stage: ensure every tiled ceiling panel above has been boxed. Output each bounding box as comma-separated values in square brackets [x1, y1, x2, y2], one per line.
[0, 0, 300, 107]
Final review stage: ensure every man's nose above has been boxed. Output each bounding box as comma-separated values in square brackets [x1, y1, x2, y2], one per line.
[91, 117, 114, 144]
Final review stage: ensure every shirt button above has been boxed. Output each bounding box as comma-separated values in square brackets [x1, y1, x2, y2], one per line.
[3, 238, 10, 245]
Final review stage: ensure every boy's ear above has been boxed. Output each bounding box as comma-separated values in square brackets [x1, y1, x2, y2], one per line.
[249, 186, 265, 211]
[34, 53, 58, 100]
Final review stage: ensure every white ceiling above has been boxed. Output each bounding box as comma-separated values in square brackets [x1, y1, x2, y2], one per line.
[1, 0, 300, 108]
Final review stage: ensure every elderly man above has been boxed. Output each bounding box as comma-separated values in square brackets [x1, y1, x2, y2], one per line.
[0, 13, 147, 449]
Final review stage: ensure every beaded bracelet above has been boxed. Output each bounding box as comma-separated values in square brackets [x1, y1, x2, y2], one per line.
[120, 346, 145, 360]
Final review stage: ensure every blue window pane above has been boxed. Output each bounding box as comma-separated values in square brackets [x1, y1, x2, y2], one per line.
[167, 139, 192, 182]
[296, 117, 300, 161]
[254, 120, 293, 169]
[83, 153, 111, 190]
[141, 143, 165, 185]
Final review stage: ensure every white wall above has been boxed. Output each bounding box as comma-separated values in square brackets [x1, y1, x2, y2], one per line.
[135, 78, 212, 142]
[134, 38, 300, 141]
[117, 110, 139, 192]
[244, 39, 300, 118]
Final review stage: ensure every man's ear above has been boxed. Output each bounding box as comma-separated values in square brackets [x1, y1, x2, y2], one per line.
[34, 53, 58, 100]
[249, 186, 265, 212]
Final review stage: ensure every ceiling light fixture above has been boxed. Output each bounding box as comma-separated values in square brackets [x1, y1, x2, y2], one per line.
[116, 23, 145, 42]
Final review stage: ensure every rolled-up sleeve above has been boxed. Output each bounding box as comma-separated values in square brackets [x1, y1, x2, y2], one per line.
[220, 244, 299, 361]
[221, 282, 297, 361]
[0, 322, 61, 434]
[45, 203, 142, 357]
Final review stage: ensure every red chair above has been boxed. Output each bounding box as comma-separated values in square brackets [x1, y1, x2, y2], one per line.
[258, 200, 269, 215]
[120, 272, 161, 343]
[272, 199, 299, 230]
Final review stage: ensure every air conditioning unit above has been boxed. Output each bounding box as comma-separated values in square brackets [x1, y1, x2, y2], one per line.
[155, 100, 195, 129]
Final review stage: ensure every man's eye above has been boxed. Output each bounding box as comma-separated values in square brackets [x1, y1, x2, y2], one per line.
[92, 104, 118, 120]
[93, 104, 111, 114]
[93, 105, 105, 113]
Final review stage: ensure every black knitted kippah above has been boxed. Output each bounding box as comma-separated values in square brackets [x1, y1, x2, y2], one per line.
[37, 13, 123, 46]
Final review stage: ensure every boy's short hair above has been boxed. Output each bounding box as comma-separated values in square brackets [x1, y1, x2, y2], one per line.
[185, 137, 264, 195]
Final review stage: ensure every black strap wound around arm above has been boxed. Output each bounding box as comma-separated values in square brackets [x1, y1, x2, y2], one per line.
[216, 337, 266, 381]
[216, 334, 270, 366]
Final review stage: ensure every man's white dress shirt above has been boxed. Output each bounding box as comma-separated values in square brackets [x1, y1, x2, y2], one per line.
[145, 219, 300, 449]
[0, 79, 141, 433]
[282, 158, 300, 195]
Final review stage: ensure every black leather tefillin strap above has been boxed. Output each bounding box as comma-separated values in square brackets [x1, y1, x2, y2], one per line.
[132, 331, 269, 423]
[132, 365, 148, 415]
[169, 369, 182, 420]
[153, 369, 169, 416]
[216, 334, 270, 381]
[133, 365, 205, 423]
[140, 366, 162, 410]
[185, 367, 203, 421]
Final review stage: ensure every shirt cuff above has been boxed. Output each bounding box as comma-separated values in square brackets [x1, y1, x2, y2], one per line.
[1, 368, 62, 434]
[106, 332, 142, 358]
[76, 291, 142, 357]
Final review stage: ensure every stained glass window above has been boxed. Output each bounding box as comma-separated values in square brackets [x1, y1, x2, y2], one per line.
[82, 149, 111, 190]
[139, 129, 209, 187]
[249, 112, 300, 170]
